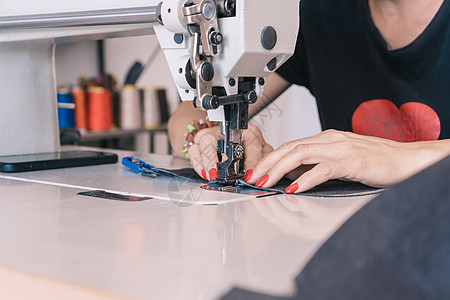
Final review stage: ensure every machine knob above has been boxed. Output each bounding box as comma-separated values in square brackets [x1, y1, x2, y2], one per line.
[261, 26, 277, 50]
[202, 95, 220, 110]
[202, 1, 216, 20]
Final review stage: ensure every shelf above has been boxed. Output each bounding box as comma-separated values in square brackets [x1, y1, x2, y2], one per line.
[79, 124, 167, 142]
[79, 124, 170, 154]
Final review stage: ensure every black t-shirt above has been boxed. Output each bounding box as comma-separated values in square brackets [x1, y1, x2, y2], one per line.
[276, 0, 450, 141]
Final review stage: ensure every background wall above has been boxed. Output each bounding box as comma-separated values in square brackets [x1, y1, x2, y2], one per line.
[55, 41, 98, 86]
[55, 35, 322, 151]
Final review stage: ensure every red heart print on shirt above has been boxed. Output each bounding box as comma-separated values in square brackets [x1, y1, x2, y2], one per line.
[352, 99, 441, 142]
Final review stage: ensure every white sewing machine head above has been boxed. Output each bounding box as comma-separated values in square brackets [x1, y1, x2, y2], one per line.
[154, 0, 299, 181]
[0, 0, 298, 175]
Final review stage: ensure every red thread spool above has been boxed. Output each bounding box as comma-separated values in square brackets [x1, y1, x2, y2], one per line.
[88, 87, 113, 131]
[72, 86, 87, 130]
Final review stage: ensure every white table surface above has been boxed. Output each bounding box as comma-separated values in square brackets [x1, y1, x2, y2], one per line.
[0, 147, 376, 300]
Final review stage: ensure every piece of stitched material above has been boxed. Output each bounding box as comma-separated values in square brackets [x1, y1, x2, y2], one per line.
[156, 167, 381, 198]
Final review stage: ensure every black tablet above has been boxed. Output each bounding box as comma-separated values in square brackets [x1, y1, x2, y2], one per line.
[0, 150, 118, 173]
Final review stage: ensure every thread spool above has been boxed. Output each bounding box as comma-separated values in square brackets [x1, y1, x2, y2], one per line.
[88, 86, 112, 131]
[57, 87, 75, 128]
[111, 88, 121, 128]
[143, 87, 161, 129]
[120, 85, 142, 130]
[71, 86, 87, 131]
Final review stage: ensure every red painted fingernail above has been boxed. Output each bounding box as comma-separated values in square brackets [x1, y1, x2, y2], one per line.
[209, 168, 218, 181]
[255, 175, 269, 187]
[242, 169, 253, 182]
[201, 169, 207, 180]
[285, 183, 299, 194]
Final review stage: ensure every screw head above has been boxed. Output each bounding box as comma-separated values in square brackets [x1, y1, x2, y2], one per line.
[224, 0, 235, 13]
[173, 33, 184, 44]
[209, 31, 223, 45]
[246, 91, 257, 104]
[202, 95, 219, 110]
[229, 78, 236, 86]
[203, 2, 216, 20]
[200, 62, 215, 82]
[211, 96, 219, 109]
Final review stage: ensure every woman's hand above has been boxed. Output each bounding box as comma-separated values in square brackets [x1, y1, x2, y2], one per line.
[188, 124, 274, 180]
[244, 129, 450, 193]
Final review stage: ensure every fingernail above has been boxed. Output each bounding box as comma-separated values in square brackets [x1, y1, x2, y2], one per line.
[285, 183, 299, 194]
[242, 169, 253, 182]
[209, 168, 218, 181]
[255, 175, 269, 187]
[201, 169, 207, 180]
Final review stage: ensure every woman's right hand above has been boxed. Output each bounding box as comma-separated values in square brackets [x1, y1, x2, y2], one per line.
[189, 124, 274, 180]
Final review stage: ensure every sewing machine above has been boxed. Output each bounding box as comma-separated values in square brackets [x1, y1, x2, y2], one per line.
[154, 0, 299, 182]
[0, 0, 299, 182]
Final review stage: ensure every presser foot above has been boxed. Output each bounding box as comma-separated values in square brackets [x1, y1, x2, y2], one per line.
[200, 182, 280, 198]
[215, 172, 245, 185]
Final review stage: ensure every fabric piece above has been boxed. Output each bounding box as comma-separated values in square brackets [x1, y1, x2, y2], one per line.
[221, 156, 450, 299]
[163, 167, 381, 198]
[238, 177, 381, 198]
[276, 0, 450, 139]
[156, 167, 207, 183]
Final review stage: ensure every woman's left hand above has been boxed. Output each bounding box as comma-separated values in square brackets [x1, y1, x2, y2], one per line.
[244, 129, 450, 193]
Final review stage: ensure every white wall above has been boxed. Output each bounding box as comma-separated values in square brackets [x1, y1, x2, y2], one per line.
[251, 85, 321, 149]
[55, 36, 322, 151]
[55, 41, 98, 86]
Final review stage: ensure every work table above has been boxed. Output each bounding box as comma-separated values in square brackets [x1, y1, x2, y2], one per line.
[0, 147, 375, 300]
